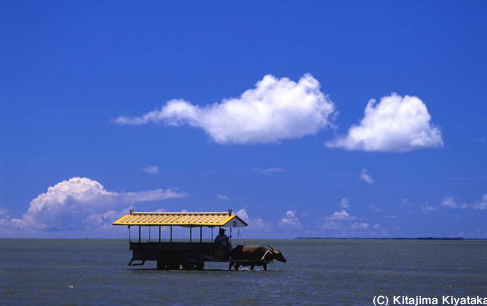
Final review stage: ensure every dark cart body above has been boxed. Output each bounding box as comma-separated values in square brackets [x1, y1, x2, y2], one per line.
[129, 241, 213, 270]
[128, 241, 267, 270]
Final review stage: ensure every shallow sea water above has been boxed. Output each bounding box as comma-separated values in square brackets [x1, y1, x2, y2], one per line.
[1, 239, 486, 305]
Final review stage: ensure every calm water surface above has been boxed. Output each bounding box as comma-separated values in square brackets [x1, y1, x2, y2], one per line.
[1, 239, 486, 305]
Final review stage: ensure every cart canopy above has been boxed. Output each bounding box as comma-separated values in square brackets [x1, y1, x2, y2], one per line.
[112, 211, 248, 227]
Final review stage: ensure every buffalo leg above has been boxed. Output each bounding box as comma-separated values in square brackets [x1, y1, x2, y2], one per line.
[263, 263, 267, 271]
[234, 263, 240, 271]
[250, 264, 255, 270]
[228, 262, 233, 270]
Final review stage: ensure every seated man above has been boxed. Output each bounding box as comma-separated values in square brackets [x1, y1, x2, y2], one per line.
[214, 228, 232, 258]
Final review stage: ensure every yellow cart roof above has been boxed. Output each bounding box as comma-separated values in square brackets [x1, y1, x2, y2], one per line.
[112, 211, 248, 227]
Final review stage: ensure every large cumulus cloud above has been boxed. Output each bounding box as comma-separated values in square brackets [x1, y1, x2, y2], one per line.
[115, 74, 336, 144]
[10, 177, 186, 231]
[326, 93, 443, 152]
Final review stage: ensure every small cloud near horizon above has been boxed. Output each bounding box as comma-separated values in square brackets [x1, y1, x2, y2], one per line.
[328, 210, 357, 221]
[441, 194, 487, 210]
[279, 210, 300, 227]
[253, 167, 285, 175]
[369, 204, 385, 213]
[420, 203, 437, 213]
[360, 168, 374, 184]
[141, 165, 160, 174]
[216, 195, 230, 201]
[351, 222, 369, 230]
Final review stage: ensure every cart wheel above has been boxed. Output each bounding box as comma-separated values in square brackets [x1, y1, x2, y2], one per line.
[195, 261, 204, 271]
[157, 259, 167, 270]
[167, 260, 180, 270]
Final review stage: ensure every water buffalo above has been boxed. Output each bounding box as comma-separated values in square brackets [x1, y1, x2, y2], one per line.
[229, 244, 286, 271]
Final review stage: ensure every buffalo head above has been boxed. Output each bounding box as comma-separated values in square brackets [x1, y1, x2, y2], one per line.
[267, 246, 286, 263]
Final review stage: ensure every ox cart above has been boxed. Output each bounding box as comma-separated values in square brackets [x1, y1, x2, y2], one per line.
[113, 210, 271, 270]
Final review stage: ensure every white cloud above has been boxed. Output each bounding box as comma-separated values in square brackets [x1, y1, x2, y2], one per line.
[328, 210, 356, 221]
[340, 198, 349, 208]
[0, 208, 10, 227]
[323, 210, 384, 235]
[237, 208, 250, 221]
[0, 208, 8, 217]
[279, 210, 300, 227]
[253, 167, 285, 175]
[472, 196, 487, 210]
[141, 165, 159, 174]
[420, 204, 437, 213]
[323, 220, 383, 234]
[10, 177, 186, 231]
[442, 197, 460, 208]
[323, 209, 358, 231]
[360, 168, 374, 184]
[441, 194, 487, 210]
[322, 221, 341, 230]
[115, 74, 336, 144]
[326, 93, 443, 152]
[369, 204, 385, 213]
[236, 208, 267, 229]
[0, 208, 16, 237]
[216, 195, 230, 201]
[351, 222, 369, 230]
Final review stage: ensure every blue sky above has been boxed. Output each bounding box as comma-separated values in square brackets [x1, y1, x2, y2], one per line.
[1, 0, 486, 238]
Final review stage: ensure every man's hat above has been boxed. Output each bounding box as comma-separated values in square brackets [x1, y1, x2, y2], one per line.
[219, 227, 226, 232]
